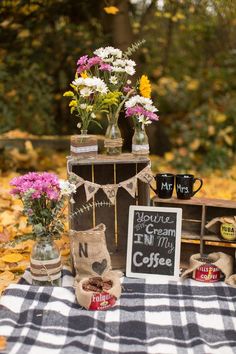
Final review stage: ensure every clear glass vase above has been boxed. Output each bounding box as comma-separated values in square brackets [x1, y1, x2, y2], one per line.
[132, 126, 150, 156]
[70, 129, 98, 158]
[104, 116, 123, 156]
[30, 236, 62, 286]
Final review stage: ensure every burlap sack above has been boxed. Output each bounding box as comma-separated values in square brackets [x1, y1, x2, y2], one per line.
[181, 252, 233, 280]
[75, 270, 122, 310]
[225, 274, 236, 288]
[70, 223, 111, 279]
[205, 216, 236, 235]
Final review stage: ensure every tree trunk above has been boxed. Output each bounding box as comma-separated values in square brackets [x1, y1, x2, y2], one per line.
[111, 0, 134, 50]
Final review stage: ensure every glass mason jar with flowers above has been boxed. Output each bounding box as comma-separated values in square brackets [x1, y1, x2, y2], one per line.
[10, 172, 76, 286]
[125, 92, 159, 156]
[73, 44, 143, 155]
[64, 72, 109, 158]
[93, 46, 138, 155]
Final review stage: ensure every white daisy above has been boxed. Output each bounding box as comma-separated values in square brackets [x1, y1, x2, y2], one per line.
[125, 95, 154, 108]
[125, 66, 136, 76]
[59, 180, 77, 196]
[80, 87, 93, 97]
[94, 46, 122, 61]
[109, 75, 118, 85]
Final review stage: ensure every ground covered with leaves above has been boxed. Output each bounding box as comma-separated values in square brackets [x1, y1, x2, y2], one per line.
[0, 146, 235, 296]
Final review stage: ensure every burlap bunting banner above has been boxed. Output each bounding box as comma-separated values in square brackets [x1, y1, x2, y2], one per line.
[102, 185, 118, 205]
[69, 172, 85, 188]
[119, 177, 137, 198]
[137, 165, 154, 184]
[69, 164, 153, 204]
[84, 181, 101, 202]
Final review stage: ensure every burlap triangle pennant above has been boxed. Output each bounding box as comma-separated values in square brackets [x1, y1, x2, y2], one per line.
[120, 177, 137, 198]
[69, 172, 85, 188]
[137, 166, 154, 184]
[102, 185, 118, 205]
[84, 181, 100, 201]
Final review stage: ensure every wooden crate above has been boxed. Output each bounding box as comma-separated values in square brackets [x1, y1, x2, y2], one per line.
[152, 197, 236, 266]
[68, 154, 150, 270]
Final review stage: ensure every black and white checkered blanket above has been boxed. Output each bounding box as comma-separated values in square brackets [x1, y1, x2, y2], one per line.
[0, 269, 236, 354]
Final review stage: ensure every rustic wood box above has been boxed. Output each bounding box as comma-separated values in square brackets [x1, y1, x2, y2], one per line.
[152, 197, 236, 266]
[68, 154, 150, 270]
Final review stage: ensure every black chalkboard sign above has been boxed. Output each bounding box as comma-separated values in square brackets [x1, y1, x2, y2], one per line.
[126, 206, 182, 281]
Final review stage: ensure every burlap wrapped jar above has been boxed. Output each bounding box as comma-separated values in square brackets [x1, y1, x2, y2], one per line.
[70, 223, 111, 279]
[70, 223, 122, 310]
[181, 252, 233, 282]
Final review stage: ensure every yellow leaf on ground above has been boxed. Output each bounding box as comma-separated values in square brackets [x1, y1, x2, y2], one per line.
[0, 271, 15, 282]
[1, 253, 24, 263]
[5, 264, 27, 273]
[0, 271, 16, 296]
[0, 211, 17, 227]
[0, 200, 11, 209]
[0, 336, 7, 351]
[13, 239, 34, 252]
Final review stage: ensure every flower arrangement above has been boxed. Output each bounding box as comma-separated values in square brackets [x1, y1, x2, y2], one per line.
[124, 75, 159, 155]
[64, 40, 159, 156]
[125, 95, 159, 129]
[71, 46, 137, 127]
[10, 172, 76, 239]
[63, 75, 109, 131]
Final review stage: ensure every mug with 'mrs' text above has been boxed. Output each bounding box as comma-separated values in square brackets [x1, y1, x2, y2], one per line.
[176, 174, 203, 199]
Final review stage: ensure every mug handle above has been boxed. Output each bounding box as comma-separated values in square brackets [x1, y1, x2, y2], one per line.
[192, 178, 203, 196]
[149, 184, 157, 194]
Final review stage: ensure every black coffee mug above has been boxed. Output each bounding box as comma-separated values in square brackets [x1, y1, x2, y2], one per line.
[151, 173, 175, 199]
[176, 174, 203, 199]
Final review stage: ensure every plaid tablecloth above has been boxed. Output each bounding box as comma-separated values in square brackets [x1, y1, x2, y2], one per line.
[0, 269, 236, 354]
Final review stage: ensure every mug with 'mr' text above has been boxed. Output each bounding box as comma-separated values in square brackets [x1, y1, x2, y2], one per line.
[152, 173, 175, 199]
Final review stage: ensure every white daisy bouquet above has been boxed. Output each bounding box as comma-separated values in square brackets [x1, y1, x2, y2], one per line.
[73, 44, 144, 125]
[63, 74, 110, 131]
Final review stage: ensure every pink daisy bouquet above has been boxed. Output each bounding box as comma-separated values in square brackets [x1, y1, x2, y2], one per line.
[125, 95, 159, 129]
[10, 172, 76, 239]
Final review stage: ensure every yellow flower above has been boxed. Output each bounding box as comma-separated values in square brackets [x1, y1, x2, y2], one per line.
[139, 75, 152, 98]
[69, 100, 77, 107]
[80, 71, 88, 79]
[63, 91, 74, 97]
[104, 6, 119, 15]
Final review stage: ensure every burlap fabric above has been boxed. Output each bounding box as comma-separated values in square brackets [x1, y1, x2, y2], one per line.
[181, 252, 234, 281]
[70, 223, 111, 279]
[205, 216, 236, 235]
[75, 270, 123, 309]
[70, 223, 122, 309]
[225, 274, 236, 287]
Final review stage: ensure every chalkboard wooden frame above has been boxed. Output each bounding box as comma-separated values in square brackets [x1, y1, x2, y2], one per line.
[126, 205, 182, 281]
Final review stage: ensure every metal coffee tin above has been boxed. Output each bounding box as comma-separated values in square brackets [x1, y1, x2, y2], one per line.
[193, 263, 221, 282]
[89, 292, 116, 310]
[220, 223, 236, 241]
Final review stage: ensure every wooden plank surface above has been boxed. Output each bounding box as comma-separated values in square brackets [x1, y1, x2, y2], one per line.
[68, 153, 150, 165]
[152, 196, 236, 208]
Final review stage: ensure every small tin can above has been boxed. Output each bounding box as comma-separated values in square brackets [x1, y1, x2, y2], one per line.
[89, 292, 116, 310]
[193, 263, 221, 282]
[220, 223, 236, 241]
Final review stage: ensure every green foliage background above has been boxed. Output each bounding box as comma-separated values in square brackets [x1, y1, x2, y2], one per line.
[0, 0, 236, 171]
